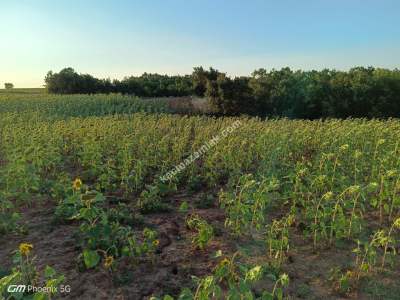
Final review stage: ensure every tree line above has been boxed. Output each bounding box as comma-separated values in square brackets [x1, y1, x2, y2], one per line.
[45, 66, 400, 118]
[45, 68, 193, 97]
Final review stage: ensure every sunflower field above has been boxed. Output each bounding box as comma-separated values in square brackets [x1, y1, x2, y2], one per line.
[0, 93, 399, 299]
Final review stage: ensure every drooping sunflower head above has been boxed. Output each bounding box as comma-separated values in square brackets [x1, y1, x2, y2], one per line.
[73, 178, 83, 191]
[377, 139, 386, 146]
[19, 243, 33, 256]
[322, 191, 334, 201]
[104, 256, 114, 269]
[394, 218, 400, 229]
[279, 273, 290, 286]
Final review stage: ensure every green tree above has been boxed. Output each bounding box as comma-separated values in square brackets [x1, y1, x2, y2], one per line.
[206, 74, 255, 115]
[4, 83, 14, 89]
[192, 66, 220, 96]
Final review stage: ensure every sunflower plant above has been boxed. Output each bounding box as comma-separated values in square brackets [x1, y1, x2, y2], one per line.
[0, 243, 64, 300]
[186, 214, 214, 250]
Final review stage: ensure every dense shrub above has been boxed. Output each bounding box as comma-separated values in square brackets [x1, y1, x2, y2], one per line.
[206, 67, 400, 118]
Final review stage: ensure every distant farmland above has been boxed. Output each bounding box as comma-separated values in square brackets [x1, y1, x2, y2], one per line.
[0, 88, 46, 94]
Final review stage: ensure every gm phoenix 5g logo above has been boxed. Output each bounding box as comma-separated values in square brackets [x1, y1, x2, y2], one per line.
[7, 285, 26, 293]
[7, 284, 71, 294]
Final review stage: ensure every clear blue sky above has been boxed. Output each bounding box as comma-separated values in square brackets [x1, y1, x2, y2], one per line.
[1, 0, 399, 87]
